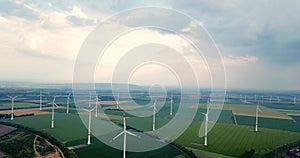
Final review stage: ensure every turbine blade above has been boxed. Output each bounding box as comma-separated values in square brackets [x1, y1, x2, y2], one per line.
[199, 112, 206, 116]
[112, 131, 124, 140]
[91, 106, 97, 111]
[258, 108, 262, 113]
[126, 131, 138, 137]
[81, 108, 90, 112]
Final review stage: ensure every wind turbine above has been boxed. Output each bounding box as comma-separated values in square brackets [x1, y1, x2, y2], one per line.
[82, 106, 96, 145]
[89, 92, 91, 107]
[152, 99, 157, 131]
[255, 101, 262, 132]
[66, 93, 71, 114]
[200, 108, 209, 146]
[38, 91, 43, 110]
[254, 94, 257, 102]
[116, 93, 120, 109]
[111, 113, 139, 158]
[95, 95, 100, 117]
[294, 96, 297, 105]
[8, 96, 18, 120]
[51, 96, 58, 129]
[170, 96, 173, 116]
[226, 94, 229, 102]
[261, 96, 264, 104]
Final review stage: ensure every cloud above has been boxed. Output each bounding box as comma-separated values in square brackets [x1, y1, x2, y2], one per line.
[0, 3, 96, 61]
[223, 55, 258, 65]
[0, 0, 299, 89]
[0, 0, 40, 20]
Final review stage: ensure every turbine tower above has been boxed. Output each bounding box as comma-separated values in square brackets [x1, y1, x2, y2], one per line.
[95, 95, 100, 117]
[170, 96, 173, 116]
[111, 113, 139, 158]
[261, 96, 264, 104]
[294, 96, 297, 105]
[66, 93, 71, 114]
[8, 96, 18, 120]
[226, 94, 229, 102]
[51, 96, 58, 128]
[200, 108, 209, 146]
[254, 94, 257, 102]
[82, 106, 96, 145]
[255, 102, 262, 132]
[38, 91, 43, 110]
[152, 99, 157, 131]
[116, 93, 120, 109]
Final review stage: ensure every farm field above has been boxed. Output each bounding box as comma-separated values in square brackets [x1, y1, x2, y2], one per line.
[175, 122, 300, 157]
[236, 115, 300, 132]
[1, 86, 300, 158]
[0, 102, 41, 110]
[71, 136, 181, 158]
[1, 113, 183, 158]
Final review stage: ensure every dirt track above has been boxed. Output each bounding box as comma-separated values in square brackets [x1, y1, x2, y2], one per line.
[0, 106, 65, 116]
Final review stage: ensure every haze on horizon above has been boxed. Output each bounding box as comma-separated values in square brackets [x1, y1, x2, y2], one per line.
[0, 0, 299, 90]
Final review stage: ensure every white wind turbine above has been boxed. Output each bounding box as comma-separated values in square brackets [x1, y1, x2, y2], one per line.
[66, 93, 71, 114]
[82, 106, 97, 145]
[51, 96, 58, 129]
[116, 93, 120, 109]
[8, 95, 18, 120]
[199, 99, 210, 146]
[95, 95, 100, 117]
[294, 96, 297, 105]
[226, 94, 229, 102]
[152, 99, 157, 131]
[255, 101, 262, 132]
[38, 91, 44, 110]
[261, 96, 264, 104]
[170, 96, 173, 116]
[111, 113, 139, 158]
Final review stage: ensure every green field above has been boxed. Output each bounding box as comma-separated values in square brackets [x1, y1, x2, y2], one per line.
[0, 102, 40, 109]
[73, 137, 181, 158]
[236, 115, 300, 132]
[2, 113, 183, 158]
[2, 93, 300, 157]
[175, 122, 300, 157]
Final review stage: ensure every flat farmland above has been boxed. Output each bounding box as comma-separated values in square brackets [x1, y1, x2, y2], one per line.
[0, 106, 65, 116]
[236, 115, 300, 132]
[175, 122, 300, 157]
[0, 125, 16, 136]
[2, 113, 183, 158]
[0, 102, 41, 110]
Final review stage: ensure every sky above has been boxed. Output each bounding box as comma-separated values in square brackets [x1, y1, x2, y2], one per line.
[0, 0, 299, 90]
